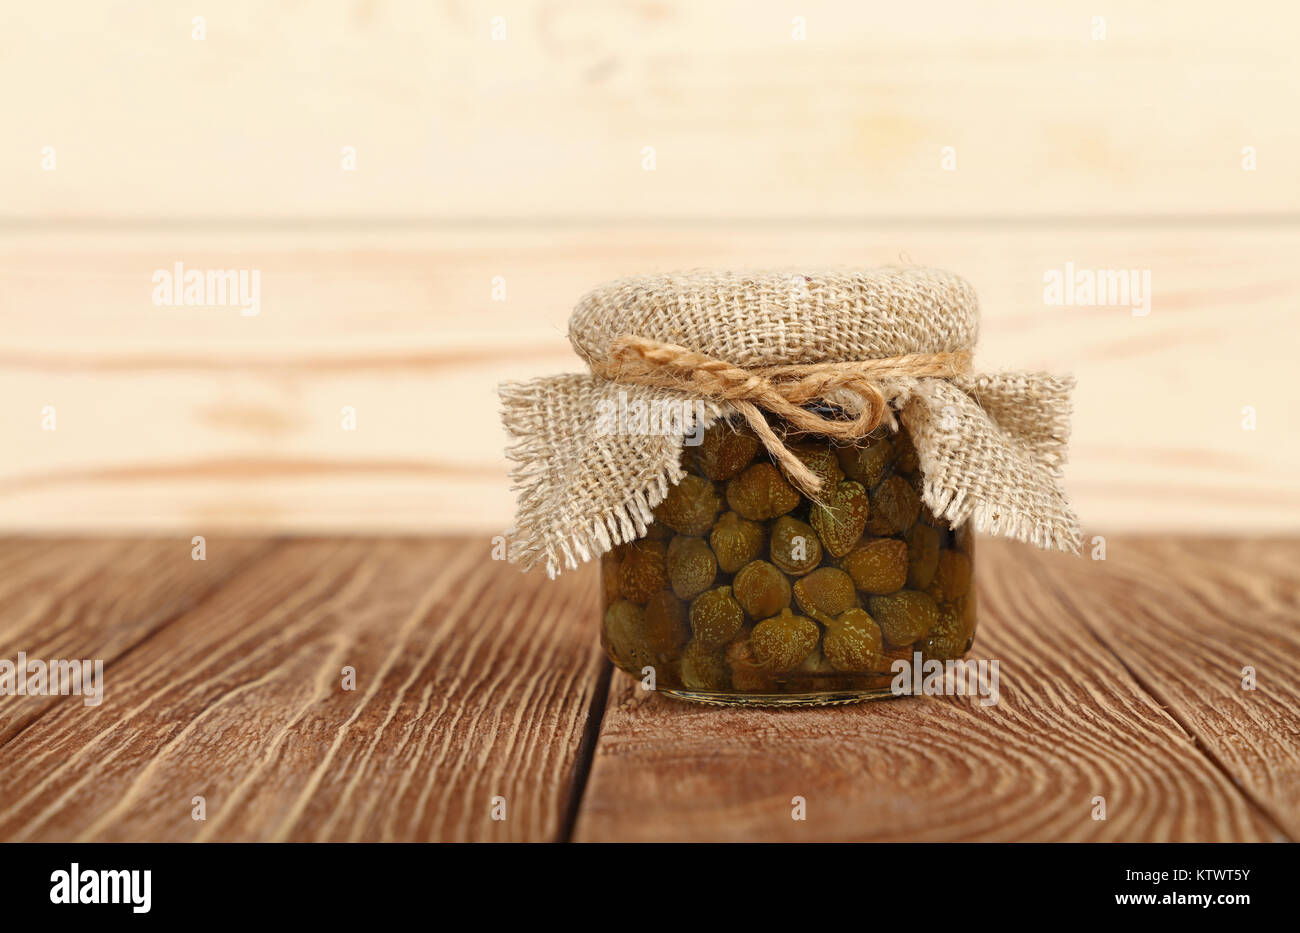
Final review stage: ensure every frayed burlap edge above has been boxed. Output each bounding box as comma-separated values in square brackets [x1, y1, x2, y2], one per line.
[499, 375, 734, 578]
[501, 372, 1081, 578]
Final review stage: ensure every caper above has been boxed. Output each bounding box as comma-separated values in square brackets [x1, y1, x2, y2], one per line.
[838, 537, 908, 595]
[688, 585, 745, 647]
[768, 515, 822, 575]
[709, 511, 764, 573]
[905, 522, 941, 589]
[822, 607, 885, 672]
[797, 643, 835, 675]
[725, 628, 778, 692]
[732, 560, 792, 619]
[926, 549, 972, 602]
[809, 479, 870, 557]
[893, 429, 919, 474]
[642, 521, 672, 541]
[694, 420, 760, 481]
[679, 640, 730, 691]
[792, 567, 856, 618]
[603, 600, 654, 670]
[666, 535, 718, 600]
[865, 475, 920, 536]
[643, 590, 690, 657]
[919, 595, 975, 660]
[867, 589, 939, 646]
[750, 609, 820, 672]
[654, 474, 721, 536]
[618, 539, 668, 603]
[780, 442, 844, 490]
[725, 462, 801, 521]
[835, 434, 893, 488]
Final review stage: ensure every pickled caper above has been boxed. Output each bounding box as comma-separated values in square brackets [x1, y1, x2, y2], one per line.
[666, 535, 718, 600]
[732, 560, 792, 619]
[694, 420, 760, 481]
[725, 629, 779, 692]
[905, 522, 941, 589]
[688, 585, 745, 647]
[926, 549, 972, 603]
[780, 442, 844, 490]
[865, 475, 920, 536]
[709, 510, 764, 573]
[726, 462, 801, 521]
[893, 429, 919, 474]
[750, 609, 820, 672]
[603, 600, 654, 670]
[768, 515, 822, 575]
[679, 640, 730, 691]
[796, 643, 835, 675]
[809, 479, 870, 558]
[792, 567, 856, 618]
[642, 521, 672, 541]
[654, 474, 721, 536]
[618, 539, 668, 603]
[867, 589, 939, 646]
[919, 595, 975, 660]
[643, 590, 690, 657]
[838, 537, 908, 595]
[822, 607, 885, 672]
[835, 434, 893, 488]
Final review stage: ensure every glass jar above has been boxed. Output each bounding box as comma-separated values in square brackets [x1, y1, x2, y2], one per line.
[600, 418, 976, 706]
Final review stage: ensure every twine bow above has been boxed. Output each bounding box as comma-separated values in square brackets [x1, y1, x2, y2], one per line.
[590, 335, 972, 495]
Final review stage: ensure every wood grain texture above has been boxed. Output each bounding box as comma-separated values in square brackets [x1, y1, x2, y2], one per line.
[573, 535, 1291, 842]
[0, 535, 1294, 842]
[3, 226, 1298, 534]
[5, 1, 1297, 218]
[1040, 537, 1300, 839]
[0, 538, 606, 842]
[0, 537, 269, 745]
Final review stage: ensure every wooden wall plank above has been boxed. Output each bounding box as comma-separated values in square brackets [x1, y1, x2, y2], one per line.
[2, 226, 1297, 533]
[0, 539, 606, 842]
[4, 1, 1297, 219]
[572, 536, 1286, 842]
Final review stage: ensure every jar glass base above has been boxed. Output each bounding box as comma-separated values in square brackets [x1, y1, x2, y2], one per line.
[657, 686, 905, 708]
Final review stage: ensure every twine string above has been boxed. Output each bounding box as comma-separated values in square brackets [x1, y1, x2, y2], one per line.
[590, 335, 973, 494]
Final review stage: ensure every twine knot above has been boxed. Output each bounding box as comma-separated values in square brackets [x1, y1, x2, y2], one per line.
[590, 335, 972, 494]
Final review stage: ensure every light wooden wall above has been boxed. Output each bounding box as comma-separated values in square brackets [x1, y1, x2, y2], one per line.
[3, 2, 1298, 534]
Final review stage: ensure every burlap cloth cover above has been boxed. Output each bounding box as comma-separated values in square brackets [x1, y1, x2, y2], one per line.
[501, 268, 1080, 577]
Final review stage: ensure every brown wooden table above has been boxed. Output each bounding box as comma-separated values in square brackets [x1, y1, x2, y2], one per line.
[0, 535, 1295, 842]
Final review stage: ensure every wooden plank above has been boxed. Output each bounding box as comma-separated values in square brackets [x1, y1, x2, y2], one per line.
[1038, 536, 1300, 839]
[2, 226, 1298, 533]
[573, 536, 1287, 842]
[5, 1, 1296, 218]
[0, 538, 606, 842]
[0, 536, 270, 745]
